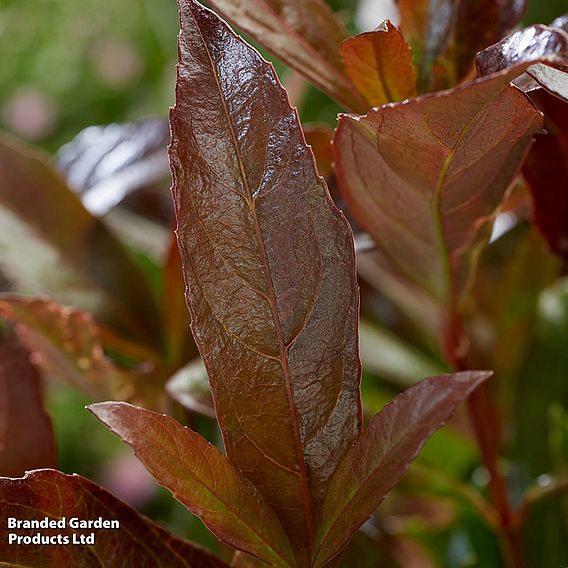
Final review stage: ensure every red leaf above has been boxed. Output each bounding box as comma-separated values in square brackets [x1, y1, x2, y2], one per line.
[0, 469, 228, 567]
[205, 0, 366, 111]
[312, 371, 492, 567]
[340, 21, 417, 107]
[0, 339, 56, 477]
[476, 24, 568, 102]
[523, 90, 568, 260]
[0, 296, 129, 400]
[0, 133, 160, 345]
[333, 72, 543, 310]
[454, 0, 527, 79]
[397, 0, 455, 89]
[170, 0, 361, 559]
[89, 402, 295, 567]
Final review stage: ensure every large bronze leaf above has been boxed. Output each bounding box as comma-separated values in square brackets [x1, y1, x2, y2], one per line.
[170, 0, 360, 560]
[333, 72, 542, 313]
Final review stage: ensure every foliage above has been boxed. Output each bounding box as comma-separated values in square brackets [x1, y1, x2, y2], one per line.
[1, 0, 568, 566]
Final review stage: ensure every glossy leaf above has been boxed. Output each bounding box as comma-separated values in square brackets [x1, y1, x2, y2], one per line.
[205, 0, 366, 111]
[454, 0, 527, 79]
[0, 469, 228, 567]
[340, 21, 416, 108]
[56, 118, 170, 216]
[165, 358, 215, 417]
[397, 0, 455, 89]
[476, 24, 568, 102]
[89, 402, 295, 567]
[0, 132, 160, 344]
[333, 72, 543, 310]
[312, 371, 491, 567]
[170, 0, 361, 559]
[0, 338, 56, 477]
[0, 296, 128, 399]
[523, 91, 568, 260]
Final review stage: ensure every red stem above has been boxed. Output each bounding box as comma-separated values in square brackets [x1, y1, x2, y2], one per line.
[441, 310, 524, 568]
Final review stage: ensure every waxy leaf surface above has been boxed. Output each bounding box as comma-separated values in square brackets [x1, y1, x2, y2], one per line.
[0, 133, 159, 344]
[0, 469, 228, 567]
[340, 21, 416, 108]
[0, 296, 127, 399]
[170, 0, 361, 559]
[476, 24, 568, 102]
[0, 339, 56, 477]
[523, 91, 568, 260]
[89, 402, 295, 567]
[333, 72, 543, 308]
[312, 371, 491, 567]
[57, 118, 170, 216]
[454, 0, 527, 79]
[205, 0, 366, 111]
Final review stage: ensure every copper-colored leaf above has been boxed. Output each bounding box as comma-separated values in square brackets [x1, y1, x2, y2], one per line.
[165, 358, 215, 417]
[454, 0, 527, 79]
[0, 469, 228, 567]
[340, 20, 416, 107]
[0, 133, 160, 344]
[333, 72, 543, 310]
[476, 24, 568, 102]
[89, 402, 295, 567]
[0, 339, 56, 477]
[205, 0, 366, 111]
[523, 90, 568, 260]
[397, 0, 455, 89]
[303, 125, 333, 178]
[170, 0, 361, 559]
[0, 296, 128, 399]
[312, 371, 492, 567]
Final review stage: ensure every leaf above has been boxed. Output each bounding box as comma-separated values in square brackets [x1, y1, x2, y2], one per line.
[0, 296, 128, 399]
[0, 132, 160, 344]
[162, 233, 196, 367]
[303, 125, 333, 178]
[0, 338, 56, 477]
[454, 0, 527, 79]
[397, 0, 456, 90]
[311, 371, 492, 567]
[56, 118, 170, 216]
[340, 20, 416, 107]
[0, 469, 228, 567]
[333, 72, 543, 311]
[205, 0, 366, 111]
[165, 358, 215, 417]
[476, 24, 568, 102]
[170, 0, 361, 560]
[89, 402, 295, 567]
[523, 91, 568, 260]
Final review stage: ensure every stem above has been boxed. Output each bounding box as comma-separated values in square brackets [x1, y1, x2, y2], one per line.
[441, 310, 524, 568]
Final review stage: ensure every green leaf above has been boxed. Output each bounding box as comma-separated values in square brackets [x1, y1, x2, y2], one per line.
[0, 338, 56, 476]
[0, 469, 228, 567]
[312, 371, 492, 567]
[170, 1, 361, 560]
[89, 402, 295, 567]
[340, 20, 416, 107]
[204, 0, 366, 111]
[0, 132, 160, 345]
